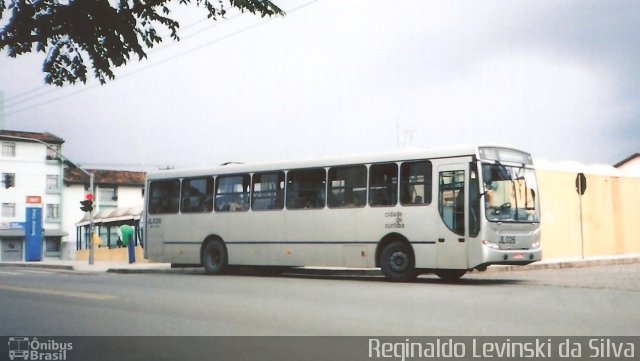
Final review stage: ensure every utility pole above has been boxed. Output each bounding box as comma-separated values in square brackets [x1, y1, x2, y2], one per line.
[0, 134, 96, 265]
[88, 173, 95, 265]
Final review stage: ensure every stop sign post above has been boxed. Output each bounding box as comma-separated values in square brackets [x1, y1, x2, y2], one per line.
[576, 172, 586, 258]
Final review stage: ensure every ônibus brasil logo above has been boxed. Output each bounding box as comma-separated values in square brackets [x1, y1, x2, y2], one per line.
[8, 337, 73, 361]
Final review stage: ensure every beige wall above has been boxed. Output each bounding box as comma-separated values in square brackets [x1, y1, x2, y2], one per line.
[538, 169, 640, 259]
[76, 246, 148, 263]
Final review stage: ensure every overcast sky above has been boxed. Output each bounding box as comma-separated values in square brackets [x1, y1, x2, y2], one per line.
[1, 0, 638, 170]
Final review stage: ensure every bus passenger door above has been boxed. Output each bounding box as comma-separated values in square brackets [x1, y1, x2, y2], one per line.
[435, 164, 468, 269]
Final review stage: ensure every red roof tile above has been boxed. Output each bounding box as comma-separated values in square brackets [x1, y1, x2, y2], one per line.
[65, 168, 145, 186]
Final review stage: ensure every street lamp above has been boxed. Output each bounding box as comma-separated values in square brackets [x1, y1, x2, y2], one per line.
[0, 134, 96, 265]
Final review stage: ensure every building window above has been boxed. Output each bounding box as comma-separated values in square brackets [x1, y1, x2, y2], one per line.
[99, 186, 117, 202]
[46, 144, 61, 160]
[46, 175, 60, 192]
[45, 238, 61, 254]
[46, 204, 60, 221]
[2, 142, 16, 157]
[2, 203, 16, 217]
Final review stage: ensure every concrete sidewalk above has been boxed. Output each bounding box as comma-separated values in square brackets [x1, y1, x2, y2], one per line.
[0, 260, 173, 273]
[1, 253, 639, 275]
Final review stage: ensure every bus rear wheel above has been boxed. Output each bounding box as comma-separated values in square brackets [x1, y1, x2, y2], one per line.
[202, 240, 227, 274]
[380, 241, 417, 282]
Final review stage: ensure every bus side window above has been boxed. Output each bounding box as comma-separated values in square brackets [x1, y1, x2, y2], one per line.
[252, 172, 285, 211]
[286, 168, 326, 209]
[149, 179, 180, 214]
[369, 163, 398, 207]
[215, 174, 250, 212]
[400, 161, 432, 206]
[328, 165, 366, 208]
[181, 177, 214, 213]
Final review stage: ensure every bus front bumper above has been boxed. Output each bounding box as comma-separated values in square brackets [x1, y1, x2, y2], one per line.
[479, 245, 542, 267]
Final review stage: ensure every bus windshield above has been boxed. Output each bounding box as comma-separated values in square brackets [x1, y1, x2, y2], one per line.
[482, 162, 540, 223]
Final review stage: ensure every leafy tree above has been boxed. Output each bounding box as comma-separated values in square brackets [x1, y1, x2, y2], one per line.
[0, 0, 283, 86]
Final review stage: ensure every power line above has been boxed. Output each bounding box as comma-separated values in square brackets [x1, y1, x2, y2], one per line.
[3, 0, 319, 116]
[3, 86, 53, 107]
[2, 10, 244, 108]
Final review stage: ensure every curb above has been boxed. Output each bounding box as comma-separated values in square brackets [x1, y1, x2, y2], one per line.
[106, 266, 382, 276]
[108, 256, 640, 276]
[0, 262, 74, 271]
[485, 255, 640, 273]
[2, 256, 639, 276]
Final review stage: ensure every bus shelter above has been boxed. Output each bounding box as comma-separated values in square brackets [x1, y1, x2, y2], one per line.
[75, 205, 143, 250]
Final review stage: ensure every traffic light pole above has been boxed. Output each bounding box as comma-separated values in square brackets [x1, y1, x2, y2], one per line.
[88, 172, 95, 265]
[0, 134, 96, 265]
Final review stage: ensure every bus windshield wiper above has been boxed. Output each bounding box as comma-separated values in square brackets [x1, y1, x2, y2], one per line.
[494, 160, 512, 181]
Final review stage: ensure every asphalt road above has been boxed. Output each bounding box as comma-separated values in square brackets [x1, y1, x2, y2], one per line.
[0, 264, 638, 336]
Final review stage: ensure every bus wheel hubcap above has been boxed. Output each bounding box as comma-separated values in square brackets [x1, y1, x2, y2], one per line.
[390, 252, 409, 272]
[208, 250, 220, 265]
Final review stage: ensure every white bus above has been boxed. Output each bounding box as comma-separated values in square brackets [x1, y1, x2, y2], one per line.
[143, 145, 541, 281]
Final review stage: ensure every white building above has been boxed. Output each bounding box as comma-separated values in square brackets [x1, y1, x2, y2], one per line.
[1, 130, 67, 261]
[0, 130, 145, 261]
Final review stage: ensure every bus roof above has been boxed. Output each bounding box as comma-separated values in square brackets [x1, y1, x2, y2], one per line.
[146, 144, 530, 180]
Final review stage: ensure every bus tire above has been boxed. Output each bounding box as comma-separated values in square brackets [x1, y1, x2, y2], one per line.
[435, 269, 466, 281]
[380, 241, 417, 282]
[202, 240, 227, 275]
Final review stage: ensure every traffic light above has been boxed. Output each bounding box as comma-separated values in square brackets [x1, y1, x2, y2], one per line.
[80, 193, 94, 212]
[3, 174, 14, 189]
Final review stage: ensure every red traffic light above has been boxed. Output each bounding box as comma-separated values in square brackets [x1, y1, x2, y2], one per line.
[80, 194, 94, 212]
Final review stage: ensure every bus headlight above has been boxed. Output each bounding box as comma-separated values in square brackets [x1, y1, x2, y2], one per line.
[531, 240, 541, 249]
[482, 240, 500, 250]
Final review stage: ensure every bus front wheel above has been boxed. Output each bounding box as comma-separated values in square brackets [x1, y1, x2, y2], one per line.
[202, 240, 227, 274]
[380, 241, 417, 282]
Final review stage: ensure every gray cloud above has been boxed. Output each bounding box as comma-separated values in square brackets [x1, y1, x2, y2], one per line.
[1, 0, 637, 167]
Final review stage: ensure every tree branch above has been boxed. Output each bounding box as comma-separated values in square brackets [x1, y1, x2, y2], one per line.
[0, 0, 284, 85]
